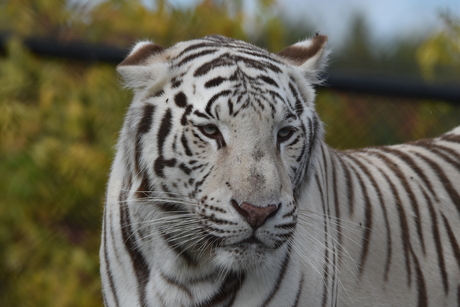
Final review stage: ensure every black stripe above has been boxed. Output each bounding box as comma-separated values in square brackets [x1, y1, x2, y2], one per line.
[349, 154, 392, 281]
[260, 75, 279, 87]
[194, 54, 234, 77]
[205, 90, 232, 116]
[235, 48, 283, 64]
[172, 134, 178, 153]
[321, 147, 332, 220]
[373, 163, 413, 286]
[181, 133, 193, 156]
[135, 171, 152, 198]
[440, 132, 460, 144]
[288, 83, 303, 114]
[174, 91, 188, 108]
[261, 244, 292, 307]
[412, 142, 460, 173]
[159, 230, 197, 266]
[341, 154, 354, 217]
[154, 157, 177, 178]
[119, 186, 150, 306]
[315, 171, 330, 307]
[151, 89, 164, 97]
[412, 151, 460, 217]
[429, 143, 460, 162]
[291, 274, 304, 307]
[379, 146, 438, 201]
[157, 108, 173, 155]
[171, 78, 182, 89]
[268, 90, 287, 106]
[176, 49, 218, 67]
[103, 210, 121, 307]
[227, 98, 234, 116]
[371, 150, 426, 254]
[135, 104, 156, 173]
[234, 55, 282, 73]
[195, 272, 245, 307]
[181, 105, 193, 126]
[331, 154, 343, 251]
[307, 116, 319, 159]
[194, 168, 212, 192]
[409, 246, 428, 307]
[193, 110, 210, 119]
[176, 42, 216, 59]
[286, 136, 300, 147]
[102, 292, 109, 307]
[179, 163, 192, 175]
[457, 285, 460, 307]
[346, 160, 372, 275]
[423, 189, 449, 294]
[205, 76, 226, 88]
[441, 213, 460, 269]
[160, 272, 193, 299]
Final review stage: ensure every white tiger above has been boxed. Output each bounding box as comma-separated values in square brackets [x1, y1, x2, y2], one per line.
[100, 34, 460, 306]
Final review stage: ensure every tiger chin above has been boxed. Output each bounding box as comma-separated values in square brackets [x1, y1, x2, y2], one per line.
[101, 34, 460, 307]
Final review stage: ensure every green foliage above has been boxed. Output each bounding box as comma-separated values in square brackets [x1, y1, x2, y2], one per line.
[315, 90, 460, 150]
[417, 13, 460, 81]
[0, 1, 286, 305]
[0, 37, 127, 306]
[0, 1, 459, 306]
[0, 0, 283, 48]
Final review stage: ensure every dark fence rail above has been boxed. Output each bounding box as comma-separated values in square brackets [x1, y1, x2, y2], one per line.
[325, 72, 460, 104]
[1, 34, 459, 104]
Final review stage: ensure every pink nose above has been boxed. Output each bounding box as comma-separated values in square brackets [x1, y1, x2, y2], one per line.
[231, 200, 279, 229]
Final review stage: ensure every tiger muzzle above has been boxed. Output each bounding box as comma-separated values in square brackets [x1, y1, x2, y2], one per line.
[231, 200, 279, 229]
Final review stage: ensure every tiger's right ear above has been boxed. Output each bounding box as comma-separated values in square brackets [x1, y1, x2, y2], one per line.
[277, 35, 329, 84]
[117, 41, 168, 89]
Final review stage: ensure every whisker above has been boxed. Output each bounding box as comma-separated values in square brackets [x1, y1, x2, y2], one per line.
[298, 209, 368, 230]
[297, 216, 364, 250]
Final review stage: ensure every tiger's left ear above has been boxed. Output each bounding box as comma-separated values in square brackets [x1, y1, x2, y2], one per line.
[117, 41, 168, 89]
[277, 35, 329, 82]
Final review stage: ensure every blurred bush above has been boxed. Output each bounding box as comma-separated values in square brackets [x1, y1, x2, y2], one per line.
[417, 13, 460, 82]
[0, 0, 458, 306]
[0, 37, 125, 306]
[0, 0, 290, 306]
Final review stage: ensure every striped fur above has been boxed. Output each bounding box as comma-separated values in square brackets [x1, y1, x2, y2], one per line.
[100, 35, 460, 306]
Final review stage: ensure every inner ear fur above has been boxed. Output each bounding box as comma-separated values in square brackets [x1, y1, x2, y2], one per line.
[117, 41, 167, 89]
[277, 35, 329, 76]
[118, 42, 165, 67]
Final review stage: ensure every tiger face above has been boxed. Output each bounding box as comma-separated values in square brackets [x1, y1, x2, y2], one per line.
[117, 35, 327, 272]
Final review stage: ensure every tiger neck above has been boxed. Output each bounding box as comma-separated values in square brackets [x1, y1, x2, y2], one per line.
[145, 232, 294, 307]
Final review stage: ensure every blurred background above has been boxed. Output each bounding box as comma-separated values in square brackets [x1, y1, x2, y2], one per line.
[0, 0, 459, 305]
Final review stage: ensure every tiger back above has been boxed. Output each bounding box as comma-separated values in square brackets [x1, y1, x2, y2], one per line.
[100, 34, 460, 307]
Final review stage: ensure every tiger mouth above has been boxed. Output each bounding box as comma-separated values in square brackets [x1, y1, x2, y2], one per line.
[224, 235, 271, 248]
[239, 236, 262, 245]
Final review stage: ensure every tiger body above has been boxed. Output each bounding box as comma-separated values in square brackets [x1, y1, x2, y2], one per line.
[100, 35, 460, 307]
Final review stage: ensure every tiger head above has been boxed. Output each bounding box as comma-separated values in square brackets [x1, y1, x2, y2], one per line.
[116, 35, 328, 272]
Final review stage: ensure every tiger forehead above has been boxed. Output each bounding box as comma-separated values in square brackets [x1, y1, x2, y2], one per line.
[170, 36, 286, 80]
[165, 43, 297, 118]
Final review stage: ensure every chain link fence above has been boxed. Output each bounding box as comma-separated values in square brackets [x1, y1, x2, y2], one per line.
[316, 89, 460, 150]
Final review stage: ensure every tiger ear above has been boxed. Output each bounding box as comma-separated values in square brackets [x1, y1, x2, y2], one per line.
[117, 41, 168, 89]
[277, 35, 329, 82]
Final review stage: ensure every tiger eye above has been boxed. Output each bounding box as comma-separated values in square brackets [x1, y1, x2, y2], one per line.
[200, 124, 219, 136]
[277, 127, 294, 142]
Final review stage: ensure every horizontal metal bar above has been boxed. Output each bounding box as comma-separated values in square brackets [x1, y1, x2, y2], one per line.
[324, 72, 460, 104]
[1, 34, 459, 104]
[0, 33, 127, 63]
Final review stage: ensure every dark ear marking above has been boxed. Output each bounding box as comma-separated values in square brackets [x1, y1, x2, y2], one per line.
[277, 35, 327, 65]
[118, 43, 165, 67]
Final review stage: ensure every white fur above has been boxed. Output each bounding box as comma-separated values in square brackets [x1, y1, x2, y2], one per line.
[101, 35, 460, 307]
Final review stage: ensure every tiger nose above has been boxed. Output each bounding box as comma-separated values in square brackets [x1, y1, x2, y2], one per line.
[231, 200, 279, 229]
